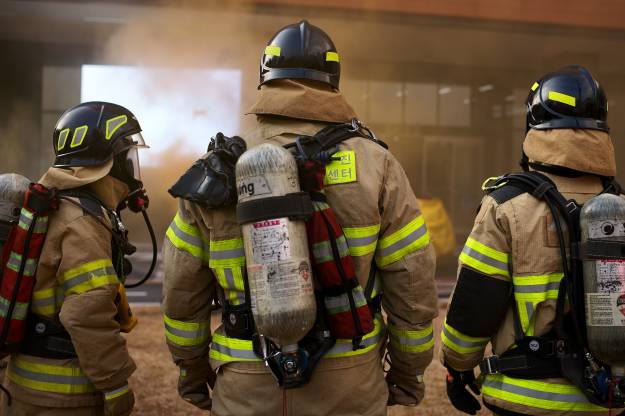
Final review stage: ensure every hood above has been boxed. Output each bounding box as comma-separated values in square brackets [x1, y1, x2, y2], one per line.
[39, 159, 114, 191]
[247, 79, 357, 123]
[524, 128, 616, 177]
[86, 175, 130, 210]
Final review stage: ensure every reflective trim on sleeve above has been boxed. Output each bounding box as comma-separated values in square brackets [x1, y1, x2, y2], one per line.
[163, 315, 210, 347]
[104, 384, 130, 400]
[388, 323, 434, 353]
[312, 237, 350, 264]
[375, 215, 429, 267]
[7, 252, 38, 277]
[459, 237, 510, 277]
[343, 224, 380, 257]
[166, 212, 210, 263]
[31, 287, 64, 316]
[482, 374, 608, 412]
[370, 274, 382, 298]
[59, 259, 118, 295]
[441, 320, 489, 355]
[209, 238, 245, 268]
[7, 356, 96, 394]
[513, 273, 563, 336]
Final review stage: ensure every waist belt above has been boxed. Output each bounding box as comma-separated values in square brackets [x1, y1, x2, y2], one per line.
[480, 351, 562, 379]
[223, 303, 255, 340]
[20, 316, 77, 359]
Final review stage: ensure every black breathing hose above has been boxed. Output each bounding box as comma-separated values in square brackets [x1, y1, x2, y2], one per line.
[124, 209, 158, 289]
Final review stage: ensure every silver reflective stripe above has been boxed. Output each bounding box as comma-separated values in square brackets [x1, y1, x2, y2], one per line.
[390, 330, 433, 346]
[223, 269, 245, 302]
[376, 224, 427, 259]
[18, 211, 48, 233]
[526, 301, 534, 327]
[7, 252, 37, 276]
[312, 237, 350, 263]
[211, 340, 258, 360]
[442, 325, 487, 349]
[0, 297, 29, 320]
[104, 384, 129, 400]
[483, 378, 592, 403]
[461, 245, 509, 273]
[9, 363, 92, 386]
[210, 247, 245, 260]
[324, 287, 367, 314]
[515, 281, 561, 293]
[169, 219, 208, 252]
[164, 322, 208, 340]
[345, 234, 377, 248]
[62, 266, 117, 292]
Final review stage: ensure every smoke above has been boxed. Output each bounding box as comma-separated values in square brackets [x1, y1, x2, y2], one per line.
[0, 101, 39, 180]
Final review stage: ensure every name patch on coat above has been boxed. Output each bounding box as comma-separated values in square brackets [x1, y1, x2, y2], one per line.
[324, 150, 356, 185]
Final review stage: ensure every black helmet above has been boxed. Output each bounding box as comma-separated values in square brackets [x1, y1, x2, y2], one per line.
[53, 101, 146, 168]
[259, 20, 340, 89]
[526, 65, 608, 133]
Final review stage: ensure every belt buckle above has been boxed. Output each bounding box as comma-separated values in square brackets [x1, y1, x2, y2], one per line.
[481, 355, 499, 375]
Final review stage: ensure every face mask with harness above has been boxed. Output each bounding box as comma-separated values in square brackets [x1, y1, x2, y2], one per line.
[169, 120, 387, 389]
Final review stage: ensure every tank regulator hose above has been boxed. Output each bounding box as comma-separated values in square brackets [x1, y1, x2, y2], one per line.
[125, 209, 157, 288]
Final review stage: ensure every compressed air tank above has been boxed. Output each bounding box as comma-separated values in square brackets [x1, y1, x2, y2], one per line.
[235, 143, 316, 348]
[0, 173, 30, 251]
[582, 193, 625, 376]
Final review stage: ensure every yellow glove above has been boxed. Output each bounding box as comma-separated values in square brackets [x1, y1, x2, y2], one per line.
[104, 383, 135, 416]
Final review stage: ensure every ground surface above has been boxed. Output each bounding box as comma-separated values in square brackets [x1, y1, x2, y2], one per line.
[126, 306, 489, 416]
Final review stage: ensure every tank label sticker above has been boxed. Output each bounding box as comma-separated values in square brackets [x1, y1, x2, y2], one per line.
[237, 175, 272, 200]
[588, 220, 625, 239]
[586, 292, 625, 326]
[251, 218, 291, 263]
[324, 150, 356, 185]
[596, 259, 625, 293]
[247, 259, 314, 305]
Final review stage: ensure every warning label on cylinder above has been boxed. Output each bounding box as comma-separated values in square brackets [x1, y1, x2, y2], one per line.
[250, 218, 291, 263]
[247, 260, 314, 306]
[596, 259, 625, 293]
[586, 293, 625, 326]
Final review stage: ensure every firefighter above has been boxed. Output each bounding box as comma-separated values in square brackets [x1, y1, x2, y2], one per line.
[441, 66, 623, 415]
[1, 101, 147, 415]
[162, 20, 438, 415]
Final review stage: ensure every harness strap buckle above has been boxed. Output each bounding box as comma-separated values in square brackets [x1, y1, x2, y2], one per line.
[480, 355, 500, 375]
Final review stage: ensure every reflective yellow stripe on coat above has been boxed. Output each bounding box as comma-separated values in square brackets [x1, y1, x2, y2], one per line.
[166, 212, 210, 263]
[459, 237, 510, 277]
[209, 315, 386, 364]
[483, 374, 608, 413]
[59, 259, 118, 296]
[343, 224, 380, 257]
[375, 216, 429, 267]
[513, 272, 563, 336]
[388, 322, 434, 353]
[441, 320, 489, 355]
[8, 356, 96, 394]
[209, 237, 246, 306]
[164, 315, 210, 348]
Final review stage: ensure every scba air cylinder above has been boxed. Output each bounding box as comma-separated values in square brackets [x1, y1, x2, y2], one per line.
[235, 143, 316, 348]
[581, 193, 625, 375]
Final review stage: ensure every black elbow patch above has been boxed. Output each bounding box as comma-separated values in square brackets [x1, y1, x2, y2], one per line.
[446, 267, 511, 338]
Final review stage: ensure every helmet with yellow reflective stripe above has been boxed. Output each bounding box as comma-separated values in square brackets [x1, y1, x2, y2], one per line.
[259, 20, 340, 89]
[53, 101, 146, 168]
[526, 65, 608, 133]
